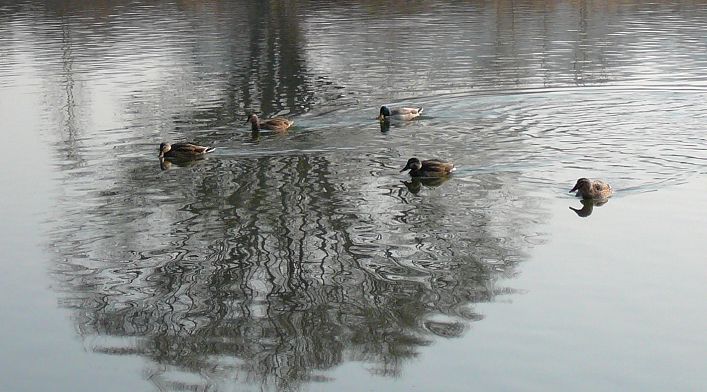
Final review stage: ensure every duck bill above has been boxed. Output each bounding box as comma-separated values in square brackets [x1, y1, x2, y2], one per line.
[377, 114, 385, 121]
[569, 184, 579, 193]
[400, 164, 411, 173]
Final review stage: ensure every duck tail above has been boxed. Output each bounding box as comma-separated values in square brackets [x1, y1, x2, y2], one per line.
[205, 147, 216, 154]
[417, 107, 424, 115]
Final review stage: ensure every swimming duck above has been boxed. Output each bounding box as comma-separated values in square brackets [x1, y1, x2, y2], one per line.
[378, 106, 423, 121]
[569, 178, 613, 200]
[159, 142, 215, 159]
[400, 158, 455, 177]
[246, 113, 294, 132]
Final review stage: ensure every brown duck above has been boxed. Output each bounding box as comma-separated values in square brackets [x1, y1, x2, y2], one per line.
[569, 178, 613, 200]
[246, 113, 294, 132]
[159, 142, 215, 159]
[400, 158, 455, 177]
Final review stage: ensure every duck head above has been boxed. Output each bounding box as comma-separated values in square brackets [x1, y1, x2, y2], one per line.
[158, 142, 171, 158]
[400, 157, 422, 172]
[378, 106, 391, 121]
[246, 113, 259, 124]
[569, 178, 592, 194]
[245, 113, 261, 130]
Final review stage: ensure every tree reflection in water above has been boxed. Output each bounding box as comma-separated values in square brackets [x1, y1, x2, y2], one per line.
[49, 152, 539, 390]
[27, 0, 553, 389]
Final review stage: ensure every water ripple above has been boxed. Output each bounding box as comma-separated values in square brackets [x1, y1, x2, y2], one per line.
[3, 0, 707, 390]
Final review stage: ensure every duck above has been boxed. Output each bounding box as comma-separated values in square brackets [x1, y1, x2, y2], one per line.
[246, 113, 294, 132]
[569, 178, 613, 200]
[400, 157, 455, 177]
[158, 142, 215, 159]
[378, 106, 423, 121]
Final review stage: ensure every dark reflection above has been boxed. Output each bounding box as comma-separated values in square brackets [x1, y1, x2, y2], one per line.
[402, 177, 450, 195]
[159, 156, 208, 171]
[379, 119, 423, 133]
[250, 129, 262, 142]
[379, 120, 391, 133]
[569, 198, 608, 218]
[48, 151, 537, 390]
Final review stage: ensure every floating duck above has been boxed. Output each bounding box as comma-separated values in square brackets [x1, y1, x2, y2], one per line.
[158, 142, 215, 159]
[378, 106, 423, 121]
[569, 178, 613, 200]
[246, 113, 294, 132]
[400, 158, 455, 177]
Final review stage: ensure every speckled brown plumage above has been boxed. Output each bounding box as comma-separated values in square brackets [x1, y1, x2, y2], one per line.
[159, 142, 215, 159]
[400, 157, 455, 177]
[569, 178, 613, 200]
[247, 113, 294, 132]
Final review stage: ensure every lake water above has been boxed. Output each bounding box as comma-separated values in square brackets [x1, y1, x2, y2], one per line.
[1, 1, 706, 391]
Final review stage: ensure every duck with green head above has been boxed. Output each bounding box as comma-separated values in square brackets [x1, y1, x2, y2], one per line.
[569, 178, 613, 200]
[246, 113, 294, 132]
[400, 157, 455, 177]
[378, 106, 423, 122]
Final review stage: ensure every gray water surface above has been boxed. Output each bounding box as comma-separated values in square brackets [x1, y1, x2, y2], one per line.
[1, 1, 706, 391]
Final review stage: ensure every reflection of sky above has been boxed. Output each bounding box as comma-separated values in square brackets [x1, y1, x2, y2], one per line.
[302, 1, 707, 96]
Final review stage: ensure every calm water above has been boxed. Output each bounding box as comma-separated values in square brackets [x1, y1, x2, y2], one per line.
[1, 1, 706, 391]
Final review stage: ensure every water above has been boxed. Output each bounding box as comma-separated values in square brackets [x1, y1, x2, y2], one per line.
[1, 1, 706, 391]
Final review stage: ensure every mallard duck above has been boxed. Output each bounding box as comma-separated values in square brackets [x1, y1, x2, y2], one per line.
[159, 142, 215, 159]
[400, 158, 455, 177]
[246, 113, 294, 132]
[378, 106, 423, 121]
[569, 178, 613, 200]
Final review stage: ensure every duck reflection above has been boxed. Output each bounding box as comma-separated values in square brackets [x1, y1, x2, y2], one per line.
[569, 198, 609, 217]
[378, 118, 423, 133]
[250, 129, 262, 142]
[159, 156, 206, 170]
[380, 120, 391, 133]
[402, 176, 450, 194]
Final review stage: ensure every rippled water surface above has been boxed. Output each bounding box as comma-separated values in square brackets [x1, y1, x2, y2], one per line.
[1, 1, 706, 391]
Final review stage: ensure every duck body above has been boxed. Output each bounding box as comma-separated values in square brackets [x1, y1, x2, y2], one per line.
[247, 113, 294, 132]
[159, 142, 215, 159]
[569, 178, 613, 200]
[400, 157, 455, 178]
[378, 106, 423, 121]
